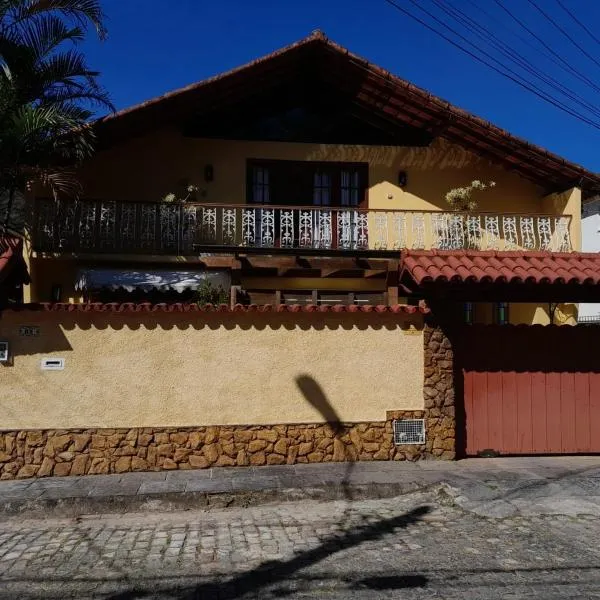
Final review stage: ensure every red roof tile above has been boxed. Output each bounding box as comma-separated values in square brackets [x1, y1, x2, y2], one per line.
[401, 250, 600, 286]
[6, 302, 429, 314]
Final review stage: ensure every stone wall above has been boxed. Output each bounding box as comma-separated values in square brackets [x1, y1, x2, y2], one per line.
[0, 420, 434, 479]
[424, 322, 456, 459]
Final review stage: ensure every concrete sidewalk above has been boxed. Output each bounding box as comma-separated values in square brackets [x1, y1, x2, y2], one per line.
[2, 456, 600, 518]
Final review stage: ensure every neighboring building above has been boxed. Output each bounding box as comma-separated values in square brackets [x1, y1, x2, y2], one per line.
[2, 32, 600, 479]
[580, 197, 600, 322]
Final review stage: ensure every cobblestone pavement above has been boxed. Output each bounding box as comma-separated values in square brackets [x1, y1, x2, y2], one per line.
[1, 490, 600, 599]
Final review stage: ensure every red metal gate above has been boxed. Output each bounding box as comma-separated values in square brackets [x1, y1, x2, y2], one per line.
[460, 325, 600, 456]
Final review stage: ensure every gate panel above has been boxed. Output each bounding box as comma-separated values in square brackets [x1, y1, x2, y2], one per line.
[502, 371, 518, 453]
[460, 325, 600, 455]
[531, 371, 547, 453]
[516, 372, 533, 454]
[574, 373, 590, 453]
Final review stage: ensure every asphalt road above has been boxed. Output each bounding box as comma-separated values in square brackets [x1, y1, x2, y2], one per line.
[1, 486, 600, 599]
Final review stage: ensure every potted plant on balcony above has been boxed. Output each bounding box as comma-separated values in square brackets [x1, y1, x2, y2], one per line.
[440, 180, 496, 250]
[160, 185, 204, 250]
[162, 184, 202, 204]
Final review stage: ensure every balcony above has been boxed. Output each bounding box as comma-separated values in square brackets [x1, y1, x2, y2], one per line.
[33, 199, 573, 256]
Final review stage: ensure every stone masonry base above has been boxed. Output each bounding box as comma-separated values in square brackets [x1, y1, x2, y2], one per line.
[0, 413, 449, 480]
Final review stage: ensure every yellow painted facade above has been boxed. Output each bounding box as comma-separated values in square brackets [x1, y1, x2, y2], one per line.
[27, 131, 582, 324]
[0, 311, 424, 430]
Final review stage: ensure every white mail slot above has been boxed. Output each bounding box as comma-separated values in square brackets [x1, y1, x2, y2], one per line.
[41, 358, 65, 371]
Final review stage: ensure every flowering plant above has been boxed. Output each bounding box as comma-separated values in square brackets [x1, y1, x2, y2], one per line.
[162, 185, 200, 203]
[445, 180, 496, 211]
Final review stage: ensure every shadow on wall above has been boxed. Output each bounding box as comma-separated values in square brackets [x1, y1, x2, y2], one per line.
[304, 138, 490, 171]
[43, 313, 423, 333]
[102, 374, 430, 599]
[458, 324, 600, 373]
[0, 320, 72, 358]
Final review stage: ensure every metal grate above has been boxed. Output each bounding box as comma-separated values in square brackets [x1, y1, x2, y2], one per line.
[578, 315, 600, 324]
[393, 419, 425, 445]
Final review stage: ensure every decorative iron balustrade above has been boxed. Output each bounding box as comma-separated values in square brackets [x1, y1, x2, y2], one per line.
[33, 199, 573, 254]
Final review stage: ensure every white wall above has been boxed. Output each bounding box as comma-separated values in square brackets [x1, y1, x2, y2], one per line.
[579, 198, 600, 321]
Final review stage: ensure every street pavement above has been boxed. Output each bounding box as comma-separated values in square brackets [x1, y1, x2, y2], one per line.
[1, 457, 600, 598]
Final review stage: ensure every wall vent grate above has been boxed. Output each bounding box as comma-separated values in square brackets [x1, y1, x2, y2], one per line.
[393, 419, 425, 445]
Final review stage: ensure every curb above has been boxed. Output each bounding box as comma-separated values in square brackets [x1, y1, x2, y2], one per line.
[0, 481, 434, 520]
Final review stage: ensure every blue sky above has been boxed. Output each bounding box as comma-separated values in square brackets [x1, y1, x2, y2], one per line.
[83, 0, 600, 171]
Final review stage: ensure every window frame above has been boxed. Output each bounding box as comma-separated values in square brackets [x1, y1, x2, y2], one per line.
[246, 159, 369, 208]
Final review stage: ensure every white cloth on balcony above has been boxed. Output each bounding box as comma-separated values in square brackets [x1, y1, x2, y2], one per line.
[74, 268, 230, 292]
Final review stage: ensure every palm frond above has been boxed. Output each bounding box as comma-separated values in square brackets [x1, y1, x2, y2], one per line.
[0, 0, 111, 228]
[6, 0, 106, 40]
[20, 15, 83, 60]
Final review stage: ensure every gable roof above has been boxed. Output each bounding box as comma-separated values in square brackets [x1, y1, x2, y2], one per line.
[96, 30, 600, 198]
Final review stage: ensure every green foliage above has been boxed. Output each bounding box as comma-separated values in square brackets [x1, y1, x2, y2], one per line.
[0, 0, 113, 230]
[196, 280, 230, 306]
[445, 180, 496, 211]
[162, 185, 200, 203]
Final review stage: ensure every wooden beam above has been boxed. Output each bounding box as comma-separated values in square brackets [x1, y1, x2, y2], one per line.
[241, 276, 387, 291]
[241, 255, 397, 271]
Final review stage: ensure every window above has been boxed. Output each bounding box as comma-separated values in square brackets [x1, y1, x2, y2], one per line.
[494, 302, 509, 325]
[247, 160, 367, 207]
[313, 170, 332, 206]
[341, 169, 361, 207]
[251, 166, 270, 204]
[464, 302, 474, 325]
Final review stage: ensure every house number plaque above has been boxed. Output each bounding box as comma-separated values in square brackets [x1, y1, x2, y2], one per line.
[19, 326, 40, 337]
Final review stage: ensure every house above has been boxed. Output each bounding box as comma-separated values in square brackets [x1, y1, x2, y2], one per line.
[2, 31, 600, 480]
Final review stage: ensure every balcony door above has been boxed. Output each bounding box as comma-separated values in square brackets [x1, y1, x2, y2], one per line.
[247, 160, 368, 208]
[246, 160, 368, 249]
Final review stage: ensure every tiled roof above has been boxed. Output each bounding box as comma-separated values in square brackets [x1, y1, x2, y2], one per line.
[8, 302, 429, 314]
[401, 250, 600, 285]
[96, 31, 600, 196]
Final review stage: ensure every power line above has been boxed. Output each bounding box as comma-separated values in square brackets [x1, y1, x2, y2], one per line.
[381, 0, 600, 130]
[493, 0, 600, 97]
[432, 0, 600, 119]
[462, 0, 600, 96]
[526, 0, 600, 71]
[555, 0, 600, 50]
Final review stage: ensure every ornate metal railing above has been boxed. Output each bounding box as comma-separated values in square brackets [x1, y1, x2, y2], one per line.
[33, 199, 573, 254]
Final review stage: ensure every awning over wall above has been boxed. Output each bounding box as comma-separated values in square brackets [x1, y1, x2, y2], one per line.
[401, 250, 600, 286]
[75, 269, 230, 292]
[399, 250, 600, 303]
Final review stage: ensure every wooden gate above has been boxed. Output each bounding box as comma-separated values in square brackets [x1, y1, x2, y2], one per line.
[459, 325, 600, 456]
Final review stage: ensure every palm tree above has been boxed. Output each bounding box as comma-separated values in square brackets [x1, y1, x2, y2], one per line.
[0, 0, 113, 232]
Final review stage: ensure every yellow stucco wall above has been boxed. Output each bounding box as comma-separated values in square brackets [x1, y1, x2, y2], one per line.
[0, 311, 425, 430]
[78, 130, 546, 213]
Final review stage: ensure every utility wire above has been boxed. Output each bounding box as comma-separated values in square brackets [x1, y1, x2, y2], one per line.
[462, 0, 600, 95]
[432, 0, 600, 119]
[381, 0, 600, 130]
[555, 0, 600, 50]
[493, 0, 600, 94]
[526, 0, 600, 71]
